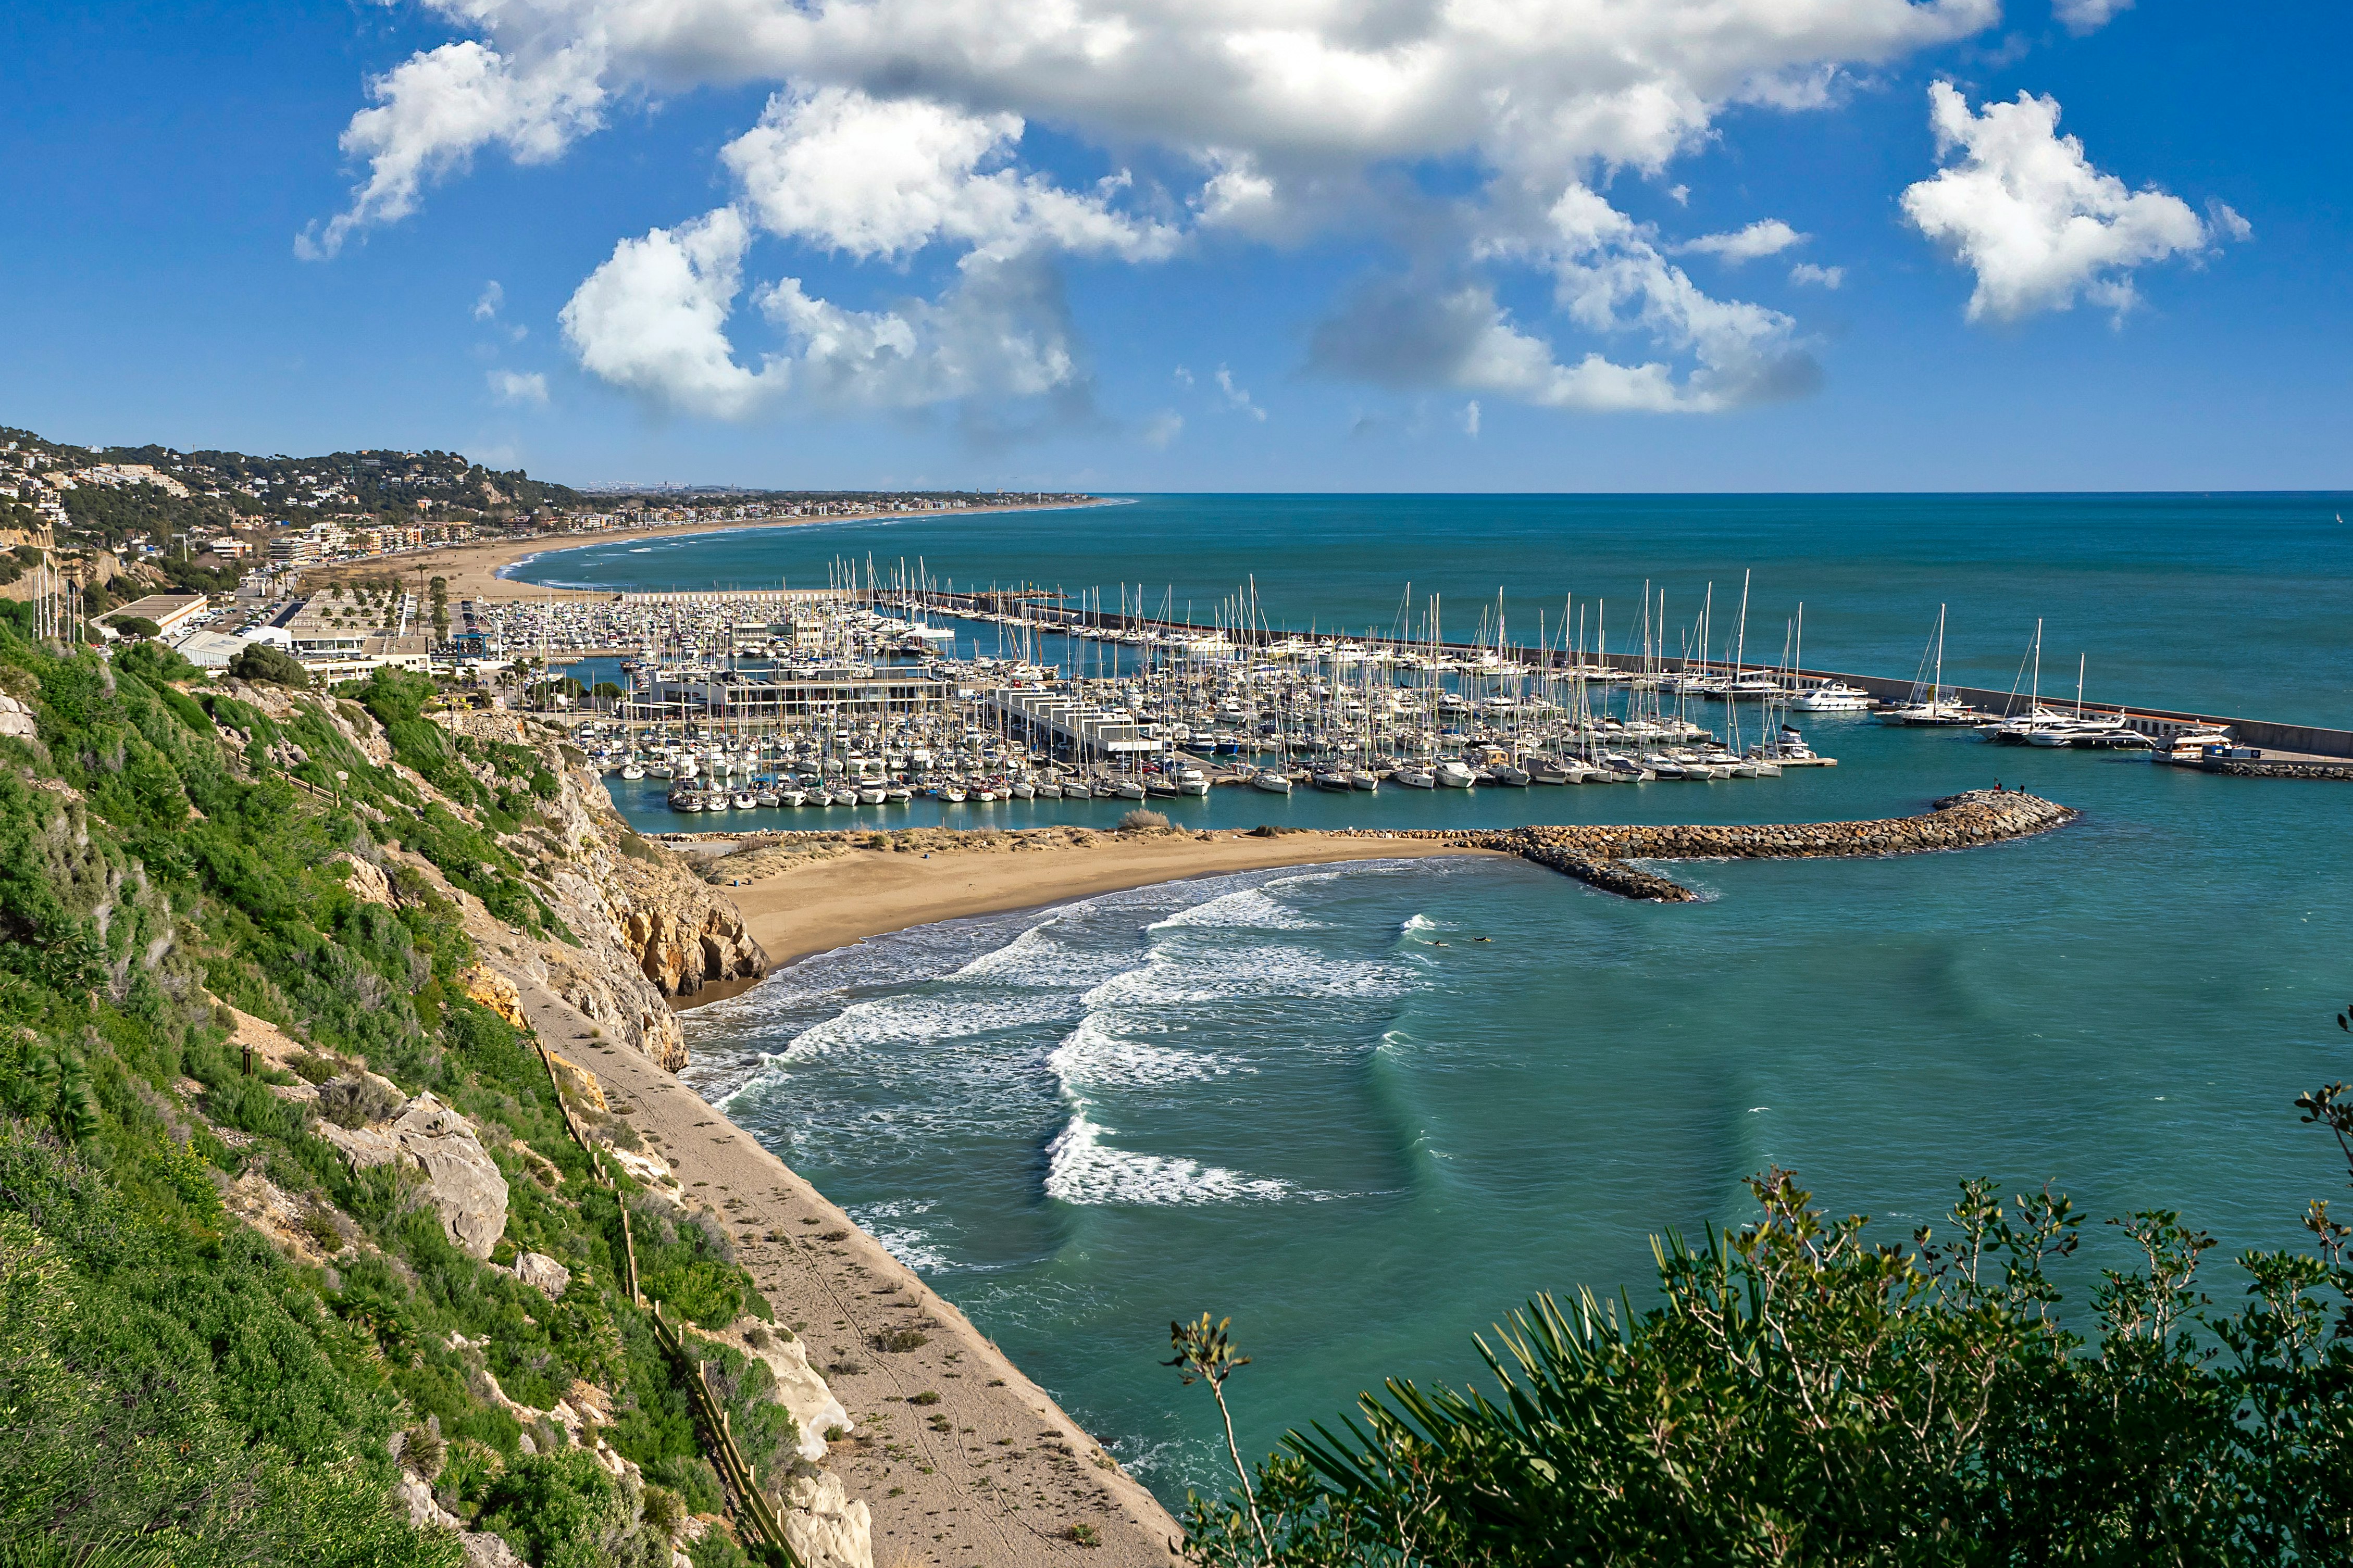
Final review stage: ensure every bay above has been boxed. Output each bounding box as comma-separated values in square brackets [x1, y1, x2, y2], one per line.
[519, 495, 2353, 1504]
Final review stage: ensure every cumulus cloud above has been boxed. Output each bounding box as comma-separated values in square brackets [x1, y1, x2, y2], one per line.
[723, 87, 1176, 263]
[2052, 0, 2133, 35]
[322, 0, 2005, 414]
[300, 39, 603, 258]
[488, 369, 549, 405]
[1679, 219, 1806, 262]
[1901, 82, 2233, 323]
[474, 281, 504, 321]
[1789, 262, 1845, 288]
[559, 207, 780, 418]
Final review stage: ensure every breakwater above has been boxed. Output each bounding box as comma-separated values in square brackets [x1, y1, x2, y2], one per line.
[1381, 788, 2074, 900]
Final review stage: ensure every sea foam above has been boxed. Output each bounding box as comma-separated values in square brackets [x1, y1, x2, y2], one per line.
[1044, 1111, 1291, 1207]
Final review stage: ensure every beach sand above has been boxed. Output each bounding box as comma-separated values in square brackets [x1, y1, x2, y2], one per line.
[502, 831, 1497, 1566]
[298, 499, 1108, 603]
[718, 829, 1504, 974]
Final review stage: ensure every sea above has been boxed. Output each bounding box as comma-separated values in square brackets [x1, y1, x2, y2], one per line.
[511, 494, 2353, 1507]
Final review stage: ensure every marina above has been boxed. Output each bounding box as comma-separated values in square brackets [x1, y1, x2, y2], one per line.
[455, 573, 2348, 829]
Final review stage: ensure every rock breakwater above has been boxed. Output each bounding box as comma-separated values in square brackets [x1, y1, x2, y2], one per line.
[1413, 788, 2073, 900]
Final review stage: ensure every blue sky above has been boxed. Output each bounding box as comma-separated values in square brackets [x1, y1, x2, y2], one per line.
[2, 1, 2344, 492]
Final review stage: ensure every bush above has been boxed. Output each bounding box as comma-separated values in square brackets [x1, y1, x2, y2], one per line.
[107, 616, 163, 642]
[1117, 808, 1169, 832]
[317, 1072, 406, 1129]
[227, 642, 311, 688]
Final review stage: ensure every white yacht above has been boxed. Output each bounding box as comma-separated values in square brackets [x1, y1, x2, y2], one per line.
[1788, 681, 1873, 712]
[1251, 769, 1293, 795]
[1434, 759, 1477, 788]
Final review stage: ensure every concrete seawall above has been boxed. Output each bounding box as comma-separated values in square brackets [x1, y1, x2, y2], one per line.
[1368, 788, 2075, 900]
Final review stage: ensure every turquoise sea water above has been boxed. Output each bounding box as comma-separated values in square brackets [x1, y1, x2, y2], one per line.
[524, 497, 2353, 1506]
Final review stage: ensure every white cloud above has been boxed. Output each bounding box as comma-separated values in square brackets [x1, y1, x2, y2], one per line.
[723, 87, 1176, 263]
[1140, 409, 1183, 447]
[488, 369, 549, 405]
[2051, 0, 2133, 35]
[1214, 366, 1267, 421]
[1789, 262, 1845, 288]
[558, 207, 781, 418]
[1460, 400, 1481, 436]
[321, 0, 2005, 413]
[474, 281, 504, 320]
[1679, 219, 1806, 262]
[300, 39, 603, 258]
[1172, 366, 1194, 387]
[1901, 82, 2233, 323]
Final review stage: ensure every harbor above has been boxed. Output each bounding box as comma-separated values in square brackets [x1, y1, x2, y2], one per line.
[444, 573, 2349, 831]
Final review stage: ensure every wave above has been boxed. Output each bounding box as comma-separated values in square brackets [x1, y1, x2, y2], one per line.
[1147, 885, 1324, 932]
[774, 988, 1073, 1061]
[1044, 1013, 1231, 1089]
[846, 1198, 952, 1274]
[1044, 1110, 1291, 1206]
[1083, 947, 1411, 1009]
[941, 920, 1128, 987]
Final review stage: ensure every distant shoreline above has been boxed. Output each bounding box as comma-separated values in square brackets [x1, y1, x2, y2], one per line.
[302, 495, 1123, 603]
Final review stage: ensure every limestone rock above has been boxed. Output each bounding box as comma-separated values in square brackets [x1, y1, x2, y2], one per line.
[459, 965, 531, 1033]
[713, 1322, 851, 1462]
[781, 1467, 874, 1568]
[0, 693, 36, 741]
[513, 1251, 570, 1297]
[395, 1470, 465, 1533]
[543, 1049, 606, 1111]
[318, 1092, 509, 1259]
[333, 853, 398, 908]
[460, 1531, 528, 1568]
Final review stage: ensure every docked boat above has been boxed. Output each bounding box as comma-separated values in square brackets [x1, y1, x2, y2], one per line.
[1350, 770, 1379, 791]
[1788, 681, 1873, 712]
[1251, 769, 1294, 794]
[1313, 770, 1356, 793]
[1391, 766, 1437, 788]
[1490, 762, 1531, 787]
[1174, 767, 1212, 797]
[1434, 759, 1476, 788]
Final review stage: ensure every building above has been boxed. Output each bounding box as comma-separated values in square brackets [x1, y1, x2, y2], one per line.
[101, 593, 209, 638]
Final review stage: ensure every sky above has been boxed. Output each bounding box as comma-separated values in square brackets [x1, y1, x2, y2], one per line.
[1, 1, 2345, 493]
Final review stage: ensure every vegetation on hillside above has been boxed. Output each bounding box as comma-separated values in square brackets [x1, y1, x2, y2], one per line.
[0, 629, 794, 1566]
[1177, 1081, 2353, 1565]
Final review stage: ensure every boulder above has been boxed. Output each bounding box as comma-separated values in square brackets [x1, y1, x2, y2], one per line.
[319, 1092, 509, 1259]
[460, 1532, 528, 1568]
[333, 853, 399, 909]
[781, 1467, 874, 1568]
[513, 1251, 570, 1298]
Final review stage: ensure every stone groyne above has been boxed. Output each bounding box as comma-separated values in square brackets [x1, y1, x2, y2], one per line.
[1396, 788, 2075, 900]
[2206, 761, 2353, 782]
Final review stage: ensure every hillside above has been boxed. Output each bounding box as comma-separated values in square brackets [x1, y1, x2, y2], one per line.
[0, 630, 869, 1568]
[1, 423, 579, 550]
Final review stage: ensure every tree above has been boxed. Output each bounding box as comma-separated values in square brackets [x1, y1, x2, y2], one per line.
[108, 616, 161, 641]
[227, 642, 311, 688]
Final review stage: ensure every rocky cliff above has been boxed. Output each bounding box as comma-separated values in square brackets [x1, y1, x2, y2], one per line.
[261, 694, 768, 1072]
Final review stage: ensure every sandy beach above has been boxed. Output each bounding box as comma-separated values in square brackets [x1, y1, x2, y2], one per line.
[711, 829, 1505, 975]
[299, 499, 1113, 603]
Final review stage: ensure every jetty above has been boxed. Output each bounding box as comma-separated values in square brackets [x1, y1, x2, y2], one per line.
[1428, 787, 2075, 901]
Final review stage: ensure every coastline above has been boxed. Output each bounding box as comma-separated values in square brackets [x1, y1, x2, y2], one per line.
[300, 497, 1123, 603]
[711, 829, 1505, 981]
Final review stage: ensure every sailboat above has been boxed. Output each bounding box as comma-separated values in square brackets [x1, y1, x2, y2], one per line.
[1877, 606, 1981, 726]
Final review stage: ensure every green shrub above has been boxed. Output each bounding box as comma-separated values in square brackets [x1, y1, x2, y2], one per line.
[227, 643, 311, 688]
